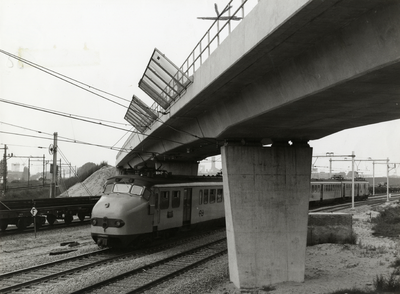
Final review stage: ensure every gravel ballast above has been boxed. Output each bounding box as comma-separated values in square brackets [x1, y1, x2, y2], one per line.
[0, 202, 399, 294]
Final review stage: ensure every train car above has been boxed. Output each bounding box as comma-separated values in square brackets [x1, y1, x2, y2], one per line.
[310, 181, 342, 202]
[90, 174, 224, 247]
[91, 174, 370, 247]
[0, 196, 100, 231]
[309, 177, 369, 203]
[342, 179, 369, 200]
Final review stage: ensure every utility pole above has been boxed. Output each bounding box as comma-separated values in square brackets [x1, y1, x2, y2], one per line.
[42, 155, 45, 187]
[50, 132, 58, 198]
[316, 152, 356, 209]
[2, 145, 7, 195]
[28, 157, 30, 187]
[351, 151, 355, 210]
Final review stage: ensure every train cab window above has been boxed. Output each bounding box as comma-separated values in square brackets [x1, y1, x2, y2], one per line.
[217, 189, 223, 203]
[142, 189, 151, 201]
[113, 183, 131, 193]
[160, 191, 170, 209]
[204, 189, 209, 204]
[172, 191, 181, 208]
[103, 184, 113, 194]
[130, 185, 144, 196]
[210, 189, 216, 203]
[199, 190, 203, 205]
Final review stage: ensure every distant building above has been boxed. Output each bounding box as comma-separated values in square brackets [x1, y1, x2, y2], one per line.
[198, 156, 221, 176]
[11, 163, 20, 172]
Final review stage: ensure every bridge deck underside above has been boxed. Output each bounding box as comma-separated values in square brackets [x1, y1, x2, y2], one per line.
[118, 0, 400, 168]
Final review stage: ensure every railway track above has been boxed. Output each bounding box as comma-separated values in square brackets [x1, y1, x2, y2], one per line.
[0, 217, 91, 236]
[0, 229, 226, 293]
[72, 238, 227, 294]
[310, 193, 400, 213]
[0, 248, 112, 293]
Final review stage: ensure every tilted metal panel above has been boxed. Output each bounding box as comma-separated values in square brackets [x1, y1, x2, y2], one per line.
[138, 48, 193, 111]
[139, 78, 171, 110]
[124, 95, 158, 133]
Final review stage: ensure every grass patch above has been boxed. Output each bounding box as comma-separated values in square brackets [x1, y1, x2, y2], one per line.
[391, 257, 400, 275]
[371, 206, 400, 238]
[328, 205, 400, 293]
[374, 272, 400, 292]
[328, 271, 400, 293]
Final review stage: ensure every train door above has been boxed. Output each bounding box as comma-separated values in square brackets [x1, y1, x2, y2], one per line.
[183, 188, 192, 226]
[152, 188, 160, 227]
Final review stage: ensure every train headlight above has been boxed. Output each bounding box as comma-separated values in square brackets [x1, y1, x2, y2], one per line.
[91, 219, 97, 226]
[115, 220, 125, 228]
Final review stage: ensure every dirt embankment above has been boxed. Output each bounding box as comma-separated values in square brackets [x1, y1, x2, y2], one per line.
[59, 166, 116, 197]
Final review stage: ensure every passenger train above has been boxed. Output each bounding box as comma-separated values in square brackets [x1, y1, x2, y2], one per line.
[90, 174, 369, 247]
[91, 174, 224, 247]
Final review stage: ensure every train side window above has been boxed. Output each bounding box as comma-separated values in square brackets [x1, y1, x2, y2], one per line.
[210, 189, 216, 203]
[204, 189, 209, 204]
[160, 191, 170, 210]
[217, 189, 223, 203]
[199, 189, 203, 205]
[172, 191, 180, 208]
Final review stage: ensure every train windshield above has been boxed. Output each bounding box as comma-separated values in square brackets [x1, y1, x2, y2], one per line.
[130, 185, 144, 196]
[108, 183, 144, 196]
[102, 177, 144, 196]
[113, 183, 132, 193]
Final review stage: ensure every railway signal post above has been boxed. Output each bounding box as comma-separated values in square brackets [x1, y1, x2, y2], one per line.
[31, 206, 38, 238]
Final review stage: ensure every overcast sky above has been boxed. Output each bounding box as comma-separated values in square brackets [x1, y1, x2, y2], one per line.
[1, 0, 399, 177]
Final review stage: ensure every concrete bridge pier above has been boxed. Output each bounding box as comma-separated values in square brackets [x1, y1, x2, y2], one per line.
[221, 142, 312, 289]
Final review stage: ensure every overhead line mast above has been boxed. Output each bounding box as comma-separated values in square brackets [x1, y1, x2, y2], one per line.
[49, 132, 58, 198]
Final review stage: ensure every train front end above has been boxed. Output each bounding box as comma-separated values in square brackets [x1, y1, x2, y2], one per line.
[91, 176, 153, 247]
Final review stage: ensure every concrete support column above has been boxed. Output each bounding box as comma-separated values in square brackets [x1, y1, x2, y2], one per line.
[221, 143, 312, 289]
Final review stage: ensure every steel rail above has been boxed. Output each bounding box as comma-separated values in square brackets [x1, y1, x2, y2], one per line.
[72, 238, 227, 294]
[309, 194, 400, 213]
[0, 229, 226, 293]
[0, 248, 114, 293]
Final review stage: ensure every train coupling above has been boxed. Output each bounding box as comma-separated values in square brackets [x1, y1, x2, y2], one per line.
[97, 237, 108, 248]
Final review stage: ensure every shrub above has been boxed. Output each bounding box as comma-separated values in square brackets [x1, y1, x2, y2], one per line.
[372, 206, 400, 238]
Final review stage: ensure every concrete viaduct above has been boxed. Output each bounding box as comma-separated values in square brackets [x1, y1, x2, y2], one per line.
[116, 0, 400, 290]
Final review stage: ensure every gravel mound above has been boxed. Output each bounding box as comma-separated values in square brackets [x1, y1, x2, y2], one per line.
[59, 166, 116, 197]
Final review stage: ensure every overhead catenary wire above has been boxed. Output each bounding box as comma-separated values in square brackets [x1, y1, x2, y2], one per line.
[0, 130, 128, 152]
[0, 49, 130, 109]
[1, 49, 215, 143]
[0, 49, 168, 122]
[0, 99, 187, 146]
[0, 48, 216, 148]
